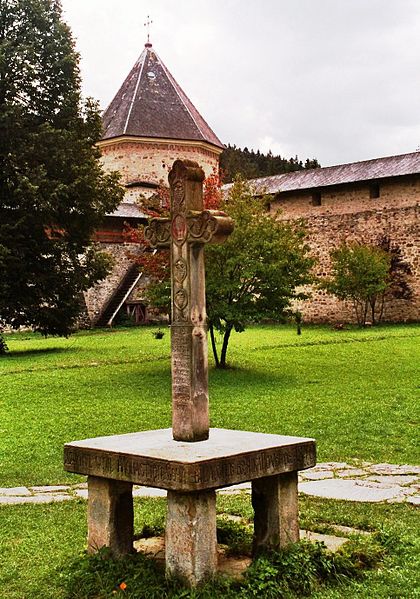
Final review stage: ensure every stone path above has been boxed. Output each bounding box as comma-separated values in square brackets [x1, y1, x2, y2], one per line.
[1, 462, 419, 506]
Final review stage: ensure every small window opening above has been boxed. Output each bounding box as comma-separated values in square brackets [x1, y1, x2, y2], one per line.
[311, 191, 322, 206]
[370, 183, 380, 198]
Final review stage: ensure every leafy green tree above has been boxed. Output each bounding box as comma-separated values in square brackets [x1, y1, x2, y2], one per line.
[323, 244, 391, 326]
[0, 0, 123, 345]
[135, 176, 313, 368]
[206, 177, 314, 367]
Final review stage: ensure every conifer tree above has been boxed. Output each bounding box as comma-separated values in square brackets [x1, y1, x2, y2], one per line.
[0, 0, 123, 342]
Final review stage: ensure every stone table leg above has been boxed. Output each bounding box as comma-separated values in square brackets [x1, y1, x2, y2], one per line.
[252, 471, 299, 554]
[165, 489, 217, 586]
[87, 476, 134, 557]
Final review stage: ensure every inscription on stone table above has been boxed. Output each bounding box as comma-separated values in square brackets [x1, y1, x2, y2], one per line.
[64, 441, 315, 491]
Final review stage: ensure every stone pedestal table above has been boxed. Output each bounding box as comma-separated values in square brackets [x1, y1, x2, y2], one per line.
[65, 428, 316, 584]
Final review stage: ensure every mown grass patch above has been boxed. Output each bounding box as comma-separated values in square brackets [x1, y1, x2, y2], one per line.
[0, 495, 418, 598]
[1, 324, 419, 486]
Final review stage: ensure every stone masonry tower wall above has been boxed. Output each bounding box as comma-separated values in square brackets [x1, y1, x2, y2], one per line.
[99, 138, 220, 201]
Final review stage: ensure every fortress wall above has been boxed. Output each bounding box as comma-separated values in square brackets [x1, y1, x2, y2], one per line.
[287, 205, 419, 323]
[271, 176, 420, 219]
[271, 177, 419, 323]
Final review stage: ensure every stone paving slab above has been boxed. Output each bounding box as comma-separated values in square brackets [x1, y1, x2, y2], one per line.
[0, 494, 73, 505]
[0, 486, 31, 496]
[407, 496, 420, 506]
[299, 479, 403, 502]
[301, 470, 334, 481]
[30, 485, 70, 493]
[74, 489, 88, 499]
[366, 475, 418, 485]
[368, 464, 420, 476]
[1, 462, 418, 506]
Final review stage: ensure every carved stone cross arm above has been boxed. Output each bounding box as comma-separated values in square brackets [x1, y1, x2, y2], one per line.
[144, 160, 234, 442]
[145, 209, 233, 248]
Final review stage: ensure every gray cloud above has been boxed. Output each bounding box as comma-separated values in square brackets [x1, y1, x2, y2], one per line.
[61, 0, 420, 166]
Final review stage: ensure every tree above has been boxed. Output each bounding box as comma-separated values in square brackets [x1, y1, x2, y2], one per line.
[128, 175, 313, 367]
[220, 144, 321, 183]
[322, 243, 391, 326]
[376, 235, 413, 322]
[205, 177, 314, 367]
[0, 0, 123, 345]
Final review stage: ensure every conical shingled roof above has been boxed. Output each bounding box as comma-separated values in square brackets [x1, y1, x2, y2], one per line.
[102, 44, 223, 149]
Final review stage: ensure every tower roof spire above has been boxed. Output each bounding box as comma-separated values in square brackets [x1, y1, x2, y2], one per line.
[101, 45, 223, 149]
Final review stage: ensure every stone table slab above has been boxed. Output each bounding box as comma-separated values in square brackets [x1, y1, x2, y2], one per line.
[64, 428, 316, 492]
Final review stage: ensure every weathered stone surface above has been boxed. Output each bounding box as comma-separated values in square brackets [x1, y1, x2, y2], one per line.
[252, 472, 299, 554]
[132, 486, 167, 498]
[312, 462, 349, 470]
[301, 470, 334, 481]
[219, 482, 251, 494]
[63, 160, 316, 587]
[366, 475, 419, 485]
[144, 160, 233, 442]
[166, 490, 217, 585]
[407, 496, 420, 506]
[336, 468, 368, 478]
[367, 464, 420, 476]
[270, 181, 420, 324]
[300, 479, 403, 502]
[0, 486, 31, 496]
[75, 489, 88, 499]
[134, 536, 165, 560]
[30, 485, 70, 493]
[300, 530, 348, 552]
[87, 476, 133, 557]
[64, 428, 316, 491]
[0, 494, 72, 505]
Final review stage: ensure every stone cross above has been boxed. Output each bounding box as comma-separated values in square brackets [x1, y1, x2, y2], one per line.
[145, 160, 234, 442]
[144, 15, 153, 44]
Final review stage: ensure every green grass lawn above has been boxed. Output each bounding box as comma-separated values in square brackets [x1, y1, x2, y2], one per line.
[1, 323, 419, 486]
[0, 495, 418, 598]
[1, 324, 419, 598]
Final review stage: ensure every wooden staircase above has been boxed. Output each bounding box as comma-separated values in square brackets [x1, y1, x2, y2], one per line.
[95, 264, 143, 328]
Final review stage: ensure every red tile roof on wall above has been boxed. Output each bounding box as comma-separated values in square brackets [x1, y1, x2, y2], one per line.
[102, 44, 223, 149]
[223, 151, 420, 195]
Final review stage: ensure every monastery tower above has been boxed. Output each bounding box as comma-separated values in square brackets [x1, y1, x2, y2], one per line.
[84, 42, 223, 327]
[98, 42, 223, 204]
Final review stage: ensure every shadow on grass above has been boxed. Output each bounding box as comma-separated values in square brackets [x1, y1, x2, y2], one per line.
[7, 347, 75, 357]
[210, 364, 297, 391]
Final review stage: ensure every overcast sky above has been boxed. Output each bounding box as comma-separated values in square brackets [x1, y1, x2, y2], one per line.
[61, 0, 420, 167]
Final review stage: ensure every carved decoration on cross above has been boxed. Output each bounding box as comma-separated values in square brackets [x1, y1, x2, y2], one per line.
[145, 160, 234, 442]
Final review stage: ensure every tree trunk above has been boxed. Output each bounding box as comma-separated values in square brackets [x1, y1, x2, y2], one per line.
[378, 291, 386, 323]
[370, 296, 376, 325]
[209, 324, 220, 368]
[219, 324, 233, 369]
[362, 300, 369, 327]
